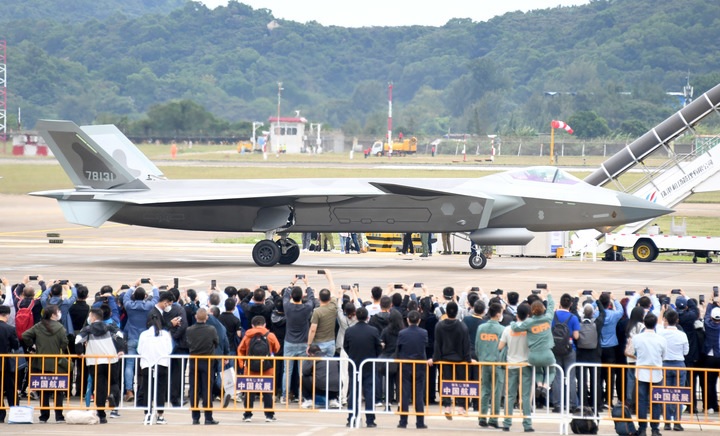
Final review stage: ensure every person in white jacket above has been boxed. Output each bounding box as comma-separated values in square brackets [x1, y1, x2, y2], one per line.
[137, 317, 173, 425]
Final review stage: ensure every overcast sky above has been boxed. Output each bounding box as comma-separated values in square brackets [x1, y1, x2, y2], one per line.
[198, 0, 591, 27]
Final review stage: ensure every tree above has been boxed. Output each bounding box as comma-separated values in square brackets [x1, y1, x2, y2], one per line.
[567, 111, 610, 139]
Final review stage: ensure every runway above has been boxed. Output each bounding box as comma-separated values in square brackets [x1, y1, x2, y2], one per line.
[1, 194, 717, 297]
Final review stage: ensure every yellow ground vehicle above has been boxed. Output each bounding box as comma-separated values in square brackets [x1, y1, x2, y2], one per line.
[365, 137, 417, 156]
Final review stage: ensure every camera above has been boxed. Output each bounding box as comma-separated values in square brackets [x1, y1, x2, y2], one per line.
[491, 289, 503, 295]
[470, 286, 479, 293]
[643, 287, 650, 294]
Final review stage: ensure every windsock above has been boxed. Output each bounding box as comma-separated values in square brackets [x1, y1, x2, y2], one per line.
[551, 120, 574, 134]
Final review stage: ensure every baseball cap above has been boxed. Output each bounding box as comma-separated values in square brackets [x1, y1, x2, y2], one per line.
[712, 307, 720, 320]
[442, 287, 455, 300]
[675, 297, 687, 309]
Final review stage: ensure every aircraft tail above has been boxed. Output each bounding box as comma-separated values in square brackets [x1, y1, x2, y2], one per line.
[36, 119, 150, 190]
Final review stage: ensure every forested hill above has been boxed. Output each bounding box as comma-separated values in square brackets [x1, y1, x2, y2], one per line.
[0, 0, 186, 22]
[3, 0, 720, 138]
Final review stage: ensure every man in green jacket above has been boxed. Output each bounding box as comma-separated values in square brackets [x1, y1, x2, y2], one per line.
[476, 302, 507, 428]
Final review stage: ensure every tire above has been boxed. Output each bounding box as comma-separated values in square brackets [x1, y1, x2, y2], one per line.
[277, 238, 300, 265]
[252, 240, 280, 267]
[632, 240, 657, 262]
[468, 252, 487, 269]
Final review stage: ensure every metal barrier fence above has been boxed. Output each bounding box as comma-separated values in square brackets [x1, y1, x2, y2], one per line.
[566, 362, 720, 435]
[356, 358, 565, 431]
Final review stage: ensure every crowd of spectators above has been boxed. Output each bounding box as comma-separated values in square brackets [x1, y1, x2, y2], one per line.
[0, 274, 716, 432]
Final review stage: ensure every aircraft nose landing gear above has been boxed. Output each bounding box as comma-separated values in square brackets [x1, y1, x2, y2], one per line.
[468, 244, 488, 269]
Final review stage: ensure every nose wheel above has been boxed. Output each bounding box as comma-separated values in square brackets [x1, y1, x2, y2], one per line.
[277, 237, 300, 265]
[468, 251, 487, 269]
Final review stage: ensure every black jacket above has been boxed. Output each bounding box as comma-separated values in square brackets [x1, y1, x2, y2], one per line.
[186, 322, 218, 356]
[343, 321, 381, 367]
[369, 311, 390, 335]
[432, 318, 470, 363]
[396, 325, 427, 360]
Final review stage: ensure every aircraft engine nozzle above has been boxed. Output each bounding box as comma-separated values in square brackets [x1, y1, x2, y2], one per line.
[469, 228, 535, 246]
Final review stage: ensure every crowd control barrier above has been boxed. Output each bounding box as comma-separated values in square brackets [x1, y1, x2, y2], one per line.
[356, 358, 565, 431]
[566, 362, 720, 435]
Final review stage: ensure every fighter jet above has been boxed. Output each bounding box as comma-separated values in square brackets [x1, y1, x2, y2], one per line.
[31, 120, 672, 269]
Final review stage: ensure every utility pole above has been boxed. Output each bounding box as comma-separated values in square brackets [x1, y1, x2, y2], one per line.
[387, 82, 393, 157]
[275, 81, 283, 154]
[0, 40, 7, 143]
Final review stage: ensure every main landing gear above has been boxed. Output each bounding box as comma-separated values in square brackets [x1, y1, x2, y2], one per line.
[251, 234, 300, 267]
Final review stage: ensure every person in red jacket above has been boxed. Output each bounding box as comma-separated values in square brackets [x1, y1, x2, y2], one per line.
[238, 315, 280, 423]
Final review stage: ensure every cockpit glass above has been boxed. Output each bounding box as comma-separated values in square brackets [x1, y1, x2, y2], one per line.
[508, 166, 581, 185]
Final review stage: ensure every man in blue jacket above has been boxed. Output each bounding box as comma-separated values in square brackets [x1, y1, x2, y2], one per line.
[122, 279, 159, 402]
[592, 292, 624, 407]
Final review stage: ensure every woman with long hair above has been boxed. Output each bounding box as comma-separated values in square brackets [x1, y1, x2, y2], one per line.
[623, 306, 646, 408]
[137, 316, 173, 424]
[380, 310, 405, 404]
[22, 304, 68, 423]
[510, 290, 556, 398]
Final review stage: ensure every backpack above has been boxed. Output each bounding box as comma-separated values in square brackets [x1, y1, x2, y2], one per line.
[16, 299, 35, 341]
[570, 406, 599, 434]
[612, 404, 637, 436]
[577, 319, 599, 350]
[248, 332, 272, 372]
[552, 312, 573, 356]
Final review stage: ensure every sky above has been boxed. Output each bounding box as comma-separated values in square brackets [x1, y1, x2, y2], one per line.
[198, 0, 591, 27]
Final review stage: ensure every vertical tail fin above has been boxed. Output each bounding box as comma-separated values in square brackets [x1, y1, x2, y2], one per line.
[36, 119, 148, 190]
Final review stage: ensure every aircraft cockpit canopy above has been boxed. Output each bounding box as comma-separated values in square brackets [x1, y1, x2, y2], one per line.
[507, 166, 581, 185]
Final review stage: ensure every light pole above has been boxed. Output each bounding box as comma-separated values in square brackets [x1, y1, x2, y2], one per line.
[252, 121, 263, 151]
[275, 81, 283, 153]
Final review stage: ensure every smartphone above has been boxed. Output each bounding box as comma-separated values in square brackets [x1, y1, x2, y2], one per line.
[354, 283, 359, 291]
[29, 275, 38, 281]
[531, 290, 540, 294]
[470, 286, 479, 293]
[260, 285, 268, 290]
[536, 283, 547, 289]
[414, 283, 424, 288]
[625, 290, 634, 296]
[141, 278, 150, 284]
[700, 294, 706, 304]
[714, 286, 719, 298]
[671, 289, 681, 295]
[341, 285, 351, 290]
[582, 290, 593, 295]
[59, 280, 68, 285]
[211, 279, 217, 289]
[173, 277, 179, 289]
[317, 269, 326, 275]
[394, 284, 404, 289]
[296, 274, 305, 279]
[602, 291, 611, 295]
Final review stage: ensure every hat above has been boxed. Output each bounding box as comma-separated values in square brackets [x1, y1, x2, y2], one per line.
[442, 287, 455, 300]
[675, 297, 687, 310]
[712, 307, 720, 320]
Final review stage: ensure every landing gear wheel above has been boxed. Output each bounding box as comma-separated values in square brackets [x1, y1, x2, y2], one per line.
[707, 257, 713, 264]
[632, 240, 657, 263]
[692, 256, 698, 263]
[277, 237, 300, 265]
[252, 240, 280, 267]
[468, 251, 487, 269]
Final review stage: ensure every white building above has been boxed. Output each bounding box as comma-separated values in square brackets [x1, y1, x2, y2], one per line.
[269, 116, 307, 153]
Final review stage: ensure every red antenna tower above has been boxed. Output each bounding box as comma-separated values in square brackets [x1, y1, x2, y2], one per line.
[0, 40, 6, 141]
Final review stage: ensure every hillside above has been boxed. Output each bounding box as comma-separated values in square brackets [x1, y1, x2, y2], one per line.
[2, 0, 720, 137]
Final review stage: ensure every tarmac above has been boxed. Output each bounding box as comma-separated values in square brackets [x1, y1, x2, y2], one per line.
[1, 193, 718, 434]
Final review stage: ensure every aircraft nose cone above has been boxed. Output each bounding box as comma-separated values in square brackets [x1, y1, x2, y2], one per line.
[616, 192, 673, 222]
